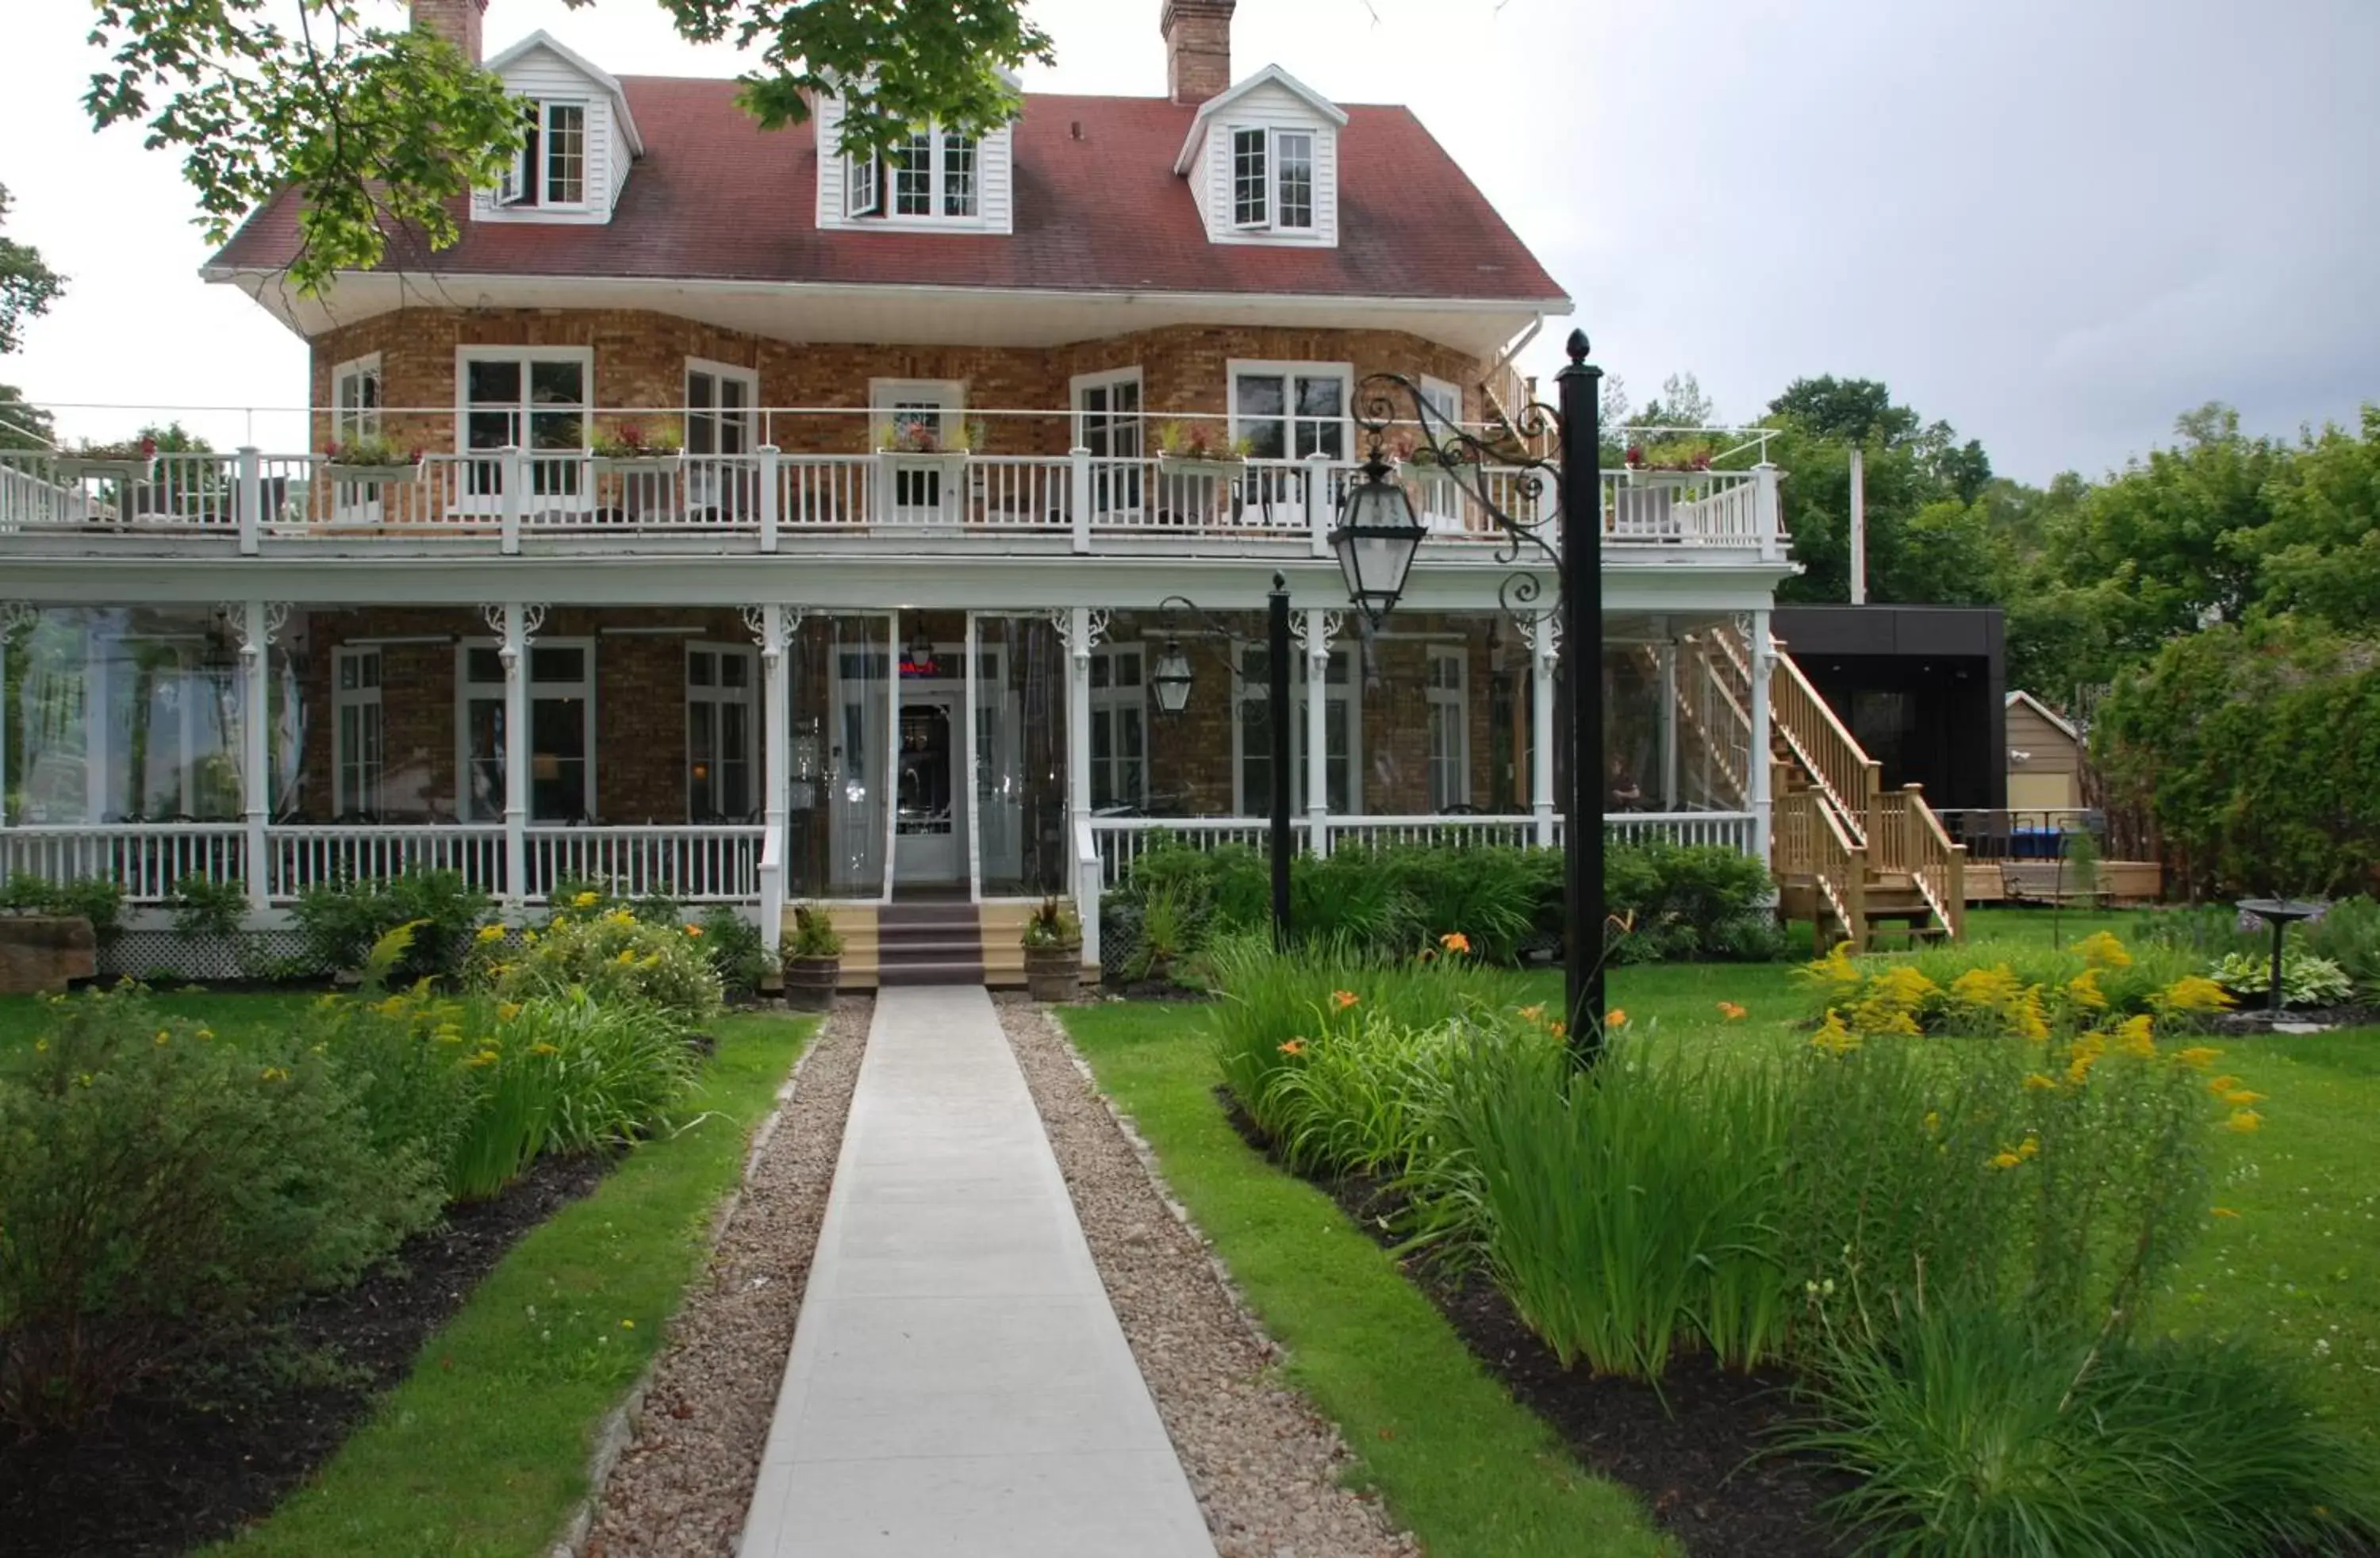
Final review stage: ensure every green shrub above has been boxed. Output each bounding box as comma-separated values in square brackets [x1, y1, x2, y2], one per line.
[2303, 896, 2380, 1000]
[486, 906, 723, 1035]
[288, 870, 490, 983]
[0, 988, 441, 1430]
[783, 903, 843, 959]
[167, 873, 248, 942]
[1603, 839, 1779, 965]
[1792, 1301, 2377, 1557]
[0, 874, 127, 943]
[696, 905, 770, 996]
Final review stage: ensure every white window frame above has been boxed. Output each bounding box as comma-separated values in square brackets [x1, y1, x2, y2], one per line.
[1230, 126, 1317, 232]
[332, 353, 383, 445]
[849, 122, 981, 224]
[1069, 366, 1145, 455]
[1087, 644, 1149, 811]
[501, 99, 592, 210]
[455, 344, 593, 511]
[1226, 360, 1353, 463]
[685, 643, 758, 823]
[684, 359, 758, 455]
[1232, 642, 1361, 815]
[333, 646, 385, 820]
[1426, 646, 1470, 811]
[455, 637, 598, 823]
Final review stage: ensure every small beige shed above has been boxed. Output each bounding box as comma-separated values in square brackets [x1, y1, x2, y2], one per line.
[2004, 690, 2082, 812]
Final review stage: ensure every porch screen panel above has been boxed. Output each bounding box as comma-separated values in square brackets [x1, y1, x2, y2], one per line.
[787, 615, 892, 899]
[1603, 645, 1661, 814]
[4, 608, 95, 824]
[973, 615, 1068, 898]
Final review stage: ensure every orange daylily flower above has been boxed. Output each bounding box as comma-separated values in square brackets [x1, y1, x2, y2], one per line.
[1278, 1038, 1307, 1057]
[1606, 1008, 1628, 1030]
[1330, 989, 1361, 1011]
[1439, 931, 1472, 955]
[1518, 1003, 1547, 1023]
[1716, 1001, 1747, 1021]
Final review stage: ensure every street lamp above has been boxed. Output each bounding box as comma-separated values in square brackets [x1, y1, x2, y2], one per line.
[1330, 449, 1428, 628]
[1152, 574, 1295, 948]
[1353, 334, 1608, 1066]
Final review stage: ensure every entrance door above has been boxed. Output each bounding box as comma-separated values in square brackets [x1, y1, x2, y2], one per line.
[872, 381, 962, 528]
[893, 690, 961, 885]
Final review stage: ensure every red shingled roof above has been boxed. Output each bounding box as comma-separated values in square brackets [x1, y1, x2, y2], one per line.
[213, 81, 1567, 305]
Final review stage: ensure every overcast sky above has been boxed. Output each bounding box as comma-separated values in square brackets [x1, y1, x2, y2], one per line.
[2, 0, 2374, 480]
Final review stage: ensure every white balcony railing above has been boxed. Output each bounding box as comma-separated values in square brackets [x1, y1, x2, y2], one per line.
[0, 405, 1787, 558]
[267, 825, 508, 903]
[524, 825, 765, 904]
[0, 823, 248, 904]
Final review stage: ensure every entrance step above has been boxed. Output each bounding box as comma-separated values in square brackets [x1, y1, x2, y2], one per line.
[789, 900, 1042, 991]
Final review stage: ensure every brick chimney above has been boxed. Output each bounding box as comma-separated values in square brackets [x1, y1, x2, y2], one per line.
[1161, 0, 1236, 105]
[412, 0, 489, 63]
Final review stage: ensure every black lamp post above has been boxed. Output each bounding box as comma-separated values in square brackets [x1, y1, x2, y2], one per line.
[1351, 330, 1608, 1066]
[1154, 574, 1295, 949]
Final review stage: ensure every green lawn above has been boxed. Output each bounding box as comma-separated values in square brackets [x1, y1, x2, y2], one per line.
[0, 987, 320, 1049]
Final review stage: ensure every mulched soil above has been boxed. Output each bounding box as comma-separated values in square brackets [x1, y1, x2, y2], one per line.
[1219, 1088, 1854, 1558]
[0, 1151, 612, 1558]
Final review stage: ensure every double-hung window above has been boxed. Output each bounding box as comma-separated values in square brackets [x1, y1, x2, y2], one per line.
[501, 100, 588, 209]
[461, 348, 589, 502]
[862, 125, 981, 220]
[1073, 368, 1144, 515]
[1237, 643, 1356, 814]
[685, 360, 758, 519]
[333, 647, 385, 820]
[1088, 647, 1148, 811]
[1230, 127, 1315, 232]
[1426, 647, 1470, 810]
[685, 645, 756, 823]
[459, 641, 595, 823]
[330, 355, 384, 520]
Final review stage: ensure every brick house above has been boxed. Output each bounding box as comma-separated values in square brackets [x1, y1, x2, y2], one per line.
[0, 0, 1869, 978]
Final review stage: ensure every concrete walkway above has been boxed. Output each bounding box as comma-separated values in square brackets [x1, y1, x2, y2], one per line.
[738, 987, 1216, 1558]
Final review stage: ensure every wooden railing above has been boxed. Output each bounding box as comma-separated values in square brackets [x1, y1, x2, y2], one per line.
[1883, 786, 1967, 938]
[1775, 789, 1865, 951]
[1771, 649, 1881, 846]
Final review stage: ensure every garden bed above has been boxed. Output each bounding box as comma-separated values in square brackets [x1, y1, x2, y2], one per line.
[0, 1150, 609, 1558]
[1219, 1088, 1850, 1558]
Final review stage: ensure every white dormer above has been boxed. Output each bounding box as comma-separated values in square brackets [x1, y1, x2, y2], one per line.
[815, 88, 1016, 235]
[470, 32, 643, 225]
[1173, 65, 1346, 248]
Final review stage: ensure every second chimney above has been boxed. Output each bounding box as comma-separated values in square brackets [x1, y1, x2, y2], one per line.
[1161, 0, 1236, 105]
[412, 0, 489, 63]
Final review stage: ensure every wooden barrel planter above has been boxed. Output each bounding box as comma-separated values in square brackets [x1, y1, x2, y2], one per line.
[1023, 943, 1081, 1003]
[782, 954, 842, 1011]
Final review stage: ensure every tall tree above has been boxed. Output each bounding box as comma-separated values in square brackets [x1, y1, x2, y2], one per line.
[84, 0, 1055, 295]
[0, 184, 64, 356]
[1767, 375, 1917, 447]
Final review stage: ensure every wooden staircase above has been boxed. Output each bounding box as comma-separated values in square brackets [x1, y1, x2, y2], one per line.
[791, 900, 1035, 990]
[1678, 623, 1967, 951]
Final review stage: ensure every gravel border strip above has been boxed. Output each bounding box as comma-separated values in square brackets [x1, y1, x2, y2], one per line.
[996, 995, 1419, 1558]
[567, 998, 873, 1558]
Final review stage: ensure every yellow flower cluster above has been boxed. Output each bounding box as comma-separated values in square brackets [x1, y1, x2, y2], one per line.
[2155, 975, 2235, 1015]
[2075, 930, 2133, 970]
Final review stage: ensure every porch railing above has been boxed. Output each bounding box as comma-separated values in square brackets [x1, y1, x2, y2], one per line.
[0, 409, 1789, 556]
[523, 826, 764, 904]
[267, 825, 508, 903]
[0, 823, 248, 904]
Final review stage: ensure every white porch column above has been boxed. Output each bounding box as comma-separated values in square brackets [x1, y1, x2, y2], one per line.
[1748, 608, 1775, 868]
[964, 613, 983, 902]
[749, 605, 793, 961]
[1658, 627, 1680, 812]
[492, 603, 543, 908]
[0, 603, 28, 838]
[1298, 608, 1336, 856]
[228, 601, 288, 915]
[1530, 613, 1559, 847]
[1059, 608, 1105, 974]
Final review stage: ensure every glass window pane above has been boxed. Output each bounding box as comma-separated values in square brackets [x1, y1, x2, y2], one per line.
[1277, 132, 1314, 228]
[1232, 128, 1268, 224]
[689, 650, 714, 687]
[545, 103, 585, 204]
[721, 653, 749, 688]
[467, 359, 520, 405]
[943, 132, 977, 216]
[530, 646, 584, 683]
[530, 360, 584, 405]
[467, 647, 505, 683]
[1296, 377, 1343, 419]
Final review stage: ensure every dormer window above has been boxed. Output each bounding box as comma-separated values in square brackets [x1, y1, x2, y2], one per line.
[1231, 128, 1313, 231]
[859, 128, 981, 220]
[501, 99, 589, 209]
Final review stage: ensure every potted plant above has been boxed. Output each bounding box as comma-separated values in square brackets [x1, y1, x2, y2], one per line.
[321, 433, 425, 485]
[1154, 420, 1250, 474]
[1021, 895, 1084, 1002]
[1624, 439, 1716, 482]
[56, 436, 158, 484]
[589, 419, 685, 474]
[781, 903, 844, 1011]
[874, 418, 981, 458]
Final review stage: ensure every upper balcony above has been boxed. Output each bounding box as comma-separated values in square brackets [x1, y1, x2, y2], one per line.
[0, 405, 1789, 570]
